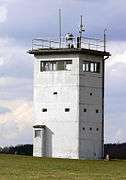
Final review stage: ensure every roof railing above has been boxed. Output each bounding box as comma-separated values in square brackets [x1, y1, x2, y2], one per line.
[32, 36, 105, 52]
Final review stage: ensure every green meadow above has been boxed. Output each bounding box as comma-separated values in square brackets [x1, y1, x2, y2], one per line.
[0, 154, 126, 180]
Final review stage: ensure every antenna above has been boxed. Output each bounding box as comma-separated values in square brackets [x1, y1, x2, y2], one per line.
[59, 8, 62, 48]
[104, 29, 107, 52]
[79, 15, 85, 48]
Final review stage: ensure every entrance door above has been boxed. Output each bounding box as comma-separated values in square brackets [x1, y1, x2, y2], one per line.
[33, 126, 46, 157]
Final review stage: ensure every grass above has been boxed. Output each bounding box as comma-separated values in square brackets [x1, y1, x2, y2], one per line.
[0, 154, 126, 180]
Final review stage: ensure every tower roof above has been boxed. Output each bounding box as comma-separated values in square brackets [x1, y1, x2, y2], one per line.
[28, 48, 110, 57]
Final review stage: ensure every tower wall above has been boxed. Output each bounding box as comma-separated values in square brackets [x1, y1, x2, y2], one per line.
[33, 54, 80, 158]
[79, 54, 104, 159]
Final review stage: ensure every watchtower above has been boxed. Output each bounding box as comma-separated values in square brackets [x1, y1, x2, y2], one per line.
[28, 28, 110, 159]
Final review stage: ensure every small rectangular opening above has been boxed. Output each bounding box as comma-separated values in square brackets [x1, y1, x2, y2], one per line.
[96, 109, 99, 113]
[53, 92, 58, 95]
[35, 130, 41, 138]
[42, 108, 47, 112]
[84, 108, 87, 112]
[65, 108, 70, 112]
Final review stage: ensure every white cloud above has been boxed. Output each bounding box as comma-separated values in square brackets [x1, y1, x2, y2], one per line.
[0, 37, 33, 100]
[115, 129, 125, 144]
[0, 37, 33, 146]
[0, 100, 33, 146]
[0, 76, 32, 88]
[105, 41, 126, 143]
[0, 6, 7, 23]
[0, 37, 33, 79]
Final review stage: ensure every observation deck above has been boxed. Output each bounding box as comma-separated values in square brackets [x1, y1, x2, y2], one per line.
[28, 36, 110, 57]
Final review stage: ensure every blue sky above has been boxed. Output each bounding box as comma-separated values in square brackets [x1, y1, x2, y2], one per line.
[0, 0, 126, 146]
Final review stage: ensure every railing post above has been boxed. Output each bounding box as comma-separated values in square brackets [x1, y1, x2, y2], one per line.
[42, 40, 43, 48]
[88, 40, 90, 49]
[49, 41, 51, 48]
[32, 40, 33, 50]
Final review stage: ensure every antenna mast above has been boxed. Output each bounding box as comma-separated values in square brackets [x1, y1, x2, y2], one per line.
[59, 8, 62, 48]
[79, 15, 85, 48]
[104, 29, 107, 52]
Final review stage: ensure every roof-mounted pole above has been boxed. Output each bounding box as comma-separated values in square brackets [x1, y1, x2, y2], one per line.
[104, 29, 107, 52]
[79, 15, 85, 48]
[59, 8, 62, 48]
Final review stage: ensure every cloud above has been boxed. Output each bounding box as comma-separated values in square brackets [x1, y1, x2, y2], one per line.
[0, 37, 33, 146]
[0, 6, 7, 23]
[0, 77, 33, 100]
[0, 0, 125, 42]
[0, 37, 33, 101]
[104, 41, 126, 143]
[0, 106, 11, 114]
[0, 37, 33, 79]
[0, 100, 33, 146]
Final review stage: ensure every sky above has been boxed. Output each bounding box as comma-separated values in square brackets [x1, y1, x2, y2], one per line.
[0, 0, 126, 146]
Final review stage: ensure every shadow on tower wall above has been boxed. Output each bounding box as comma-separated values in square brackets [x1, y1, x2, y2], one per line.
[45, 127, 54, 157]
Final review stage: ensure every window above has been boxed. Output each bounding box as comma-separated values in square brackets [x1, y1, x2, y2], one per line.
[65, 108, 70, 112]
[89, 127, 92, 131]
[96, 109, 99, 113]
[53, 92, 57, 95]
[83, 127, 85, 130]
[90, 62, 94, 72]
[83, 61, 100, 73]
[96, 128, 99, 131]
[84, 108, 87, 112]
[41, 61, 56, 71]
[42, 108, 47, 112]
[65, 60, 72, 71]
[35, 130, 41, 138]
[40, 60, 72, 71]
[83, 62, 89, 72]
[90, 93, 93, 96]
[57, 61, 64, 70]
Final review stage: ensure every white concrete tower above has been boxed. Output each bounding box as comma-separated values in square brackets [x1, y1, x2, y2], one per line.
[28, 35, 110, 159]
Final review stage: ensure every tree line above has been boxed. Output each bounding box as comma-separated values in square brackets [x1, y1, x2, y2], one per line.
[104, 143, 126, 159]
[0, 144, 33, 156]
[0, 143, 126, 159]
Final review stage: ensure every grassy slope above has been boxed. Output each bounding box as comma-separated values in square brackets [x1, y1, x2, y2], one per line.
[0, 154, 126, 180]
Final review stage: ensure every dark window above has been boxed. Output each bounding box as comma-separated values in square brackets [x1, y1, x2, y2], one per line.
[42, 108, 47, 112]
[40, 60, 72, 71]
[65, 108, 70, 112]
[40, 61, 56, 71]
[90, 127, 92, 131]
[96, 128, 99, 131]
[84, 108, 87, 112]
[53, 92, 57, 95]
[83, 127, 85, 130]
[57, 61, 64, 70]
[35, 130, 41, 138]
[83, 61, 100, 73]
[96, 109, 99, 113]
[96, 62, 100, 73]
[90, 93, 93, 96]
